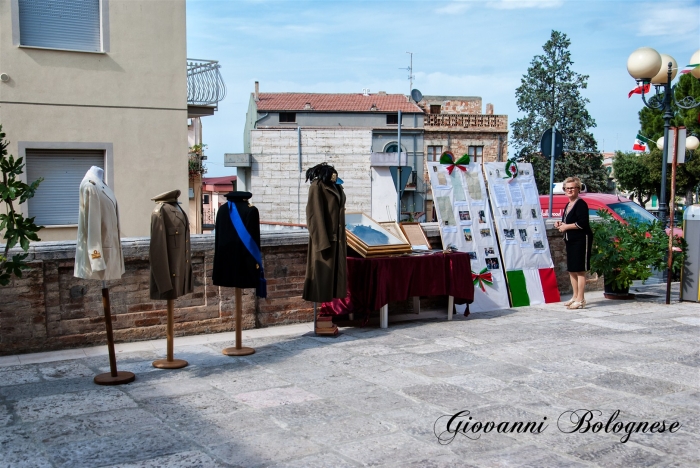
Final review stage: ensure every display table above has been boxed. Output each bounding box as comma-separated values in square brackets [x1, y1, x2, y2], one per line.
[321, 251, 474, 328]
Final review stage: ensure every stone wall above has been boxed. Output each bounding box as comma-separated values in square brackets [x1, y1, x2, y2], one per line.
[0, 224, 597, 356]
[249, 128, 372, 224]
[423, 131, 507, 164]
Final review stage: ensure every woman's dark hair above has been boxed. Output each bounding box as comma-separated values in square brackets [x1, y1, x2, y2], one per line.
[305, 162, 337, 184]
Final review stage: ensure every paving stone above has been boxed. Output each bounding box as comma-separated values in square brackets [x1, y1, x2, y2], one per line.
[374, 353, 439, 368]
[104, 450, 224, 468]
[0, 365, 42, 386]
[0, 404, 11, 427]
[401, 383, 493, 413]
[233, 386, 321, 409]
[466, 443, 590, 467]
[47, 426, 190, 468]
[558, 385, 633, 405]
[38, 361, 95, 380]
[298, 413, 398, 445]
[268, 452, 359, 468]
[346, 365, 433, 389]
[14, 388, 137, 422]
[654, 390, 700, 411]
[207, 431, 319, 467]
[176, 411, 282, 446]
[624, 362, 700, 389]
[344, 387, 419, 414]
[298, 374, 381, 398]
[441, 373, 511, 394]
[263, 398, 363, 427]
[0, 375, 97, 401]
[139, 390, 239, 422]
[335, 431, 445, 466]
[124, 378, 215, 401]
[206, 368, 292, 395]
[566, 440, 667, 467]
[408, 361, 466, 378]
[591, 371, 687, 398]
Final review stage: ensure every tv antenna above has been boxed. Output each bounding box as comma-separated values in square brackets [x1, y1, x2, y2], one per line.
[399, 52, 414, 96]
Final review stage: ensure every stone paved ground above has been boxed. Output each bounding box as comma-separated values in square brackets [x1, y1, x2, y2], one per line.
[0, 284, 698, 468]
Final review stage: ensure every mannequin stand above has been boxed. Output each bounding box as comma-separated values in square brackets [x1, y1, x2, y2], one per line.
[223, 288, 255, 356]
[94, 285, 136, 385]
[152, 299, 188, 369]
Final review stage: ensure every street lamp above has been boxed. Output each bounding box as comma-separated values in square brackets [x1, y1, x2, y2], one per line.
[627, 47, 700, 224]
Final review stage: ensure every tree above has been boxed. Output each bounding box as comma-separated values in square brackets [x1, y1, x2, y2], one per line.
[637, 74, 700, 203]
[511, 30, 608, 194]
[612, 151, 657, 206]
[0, 125, 43, 286]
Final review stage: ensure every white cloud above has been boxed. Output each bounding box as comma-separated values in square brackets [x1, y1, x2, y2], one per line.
[636, 6, 699, 38]
[488, 0, 563, 9]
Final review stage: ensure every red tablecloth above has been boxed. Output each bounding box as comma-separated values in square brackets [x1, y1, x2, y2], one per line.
[320, 251, 474, 318]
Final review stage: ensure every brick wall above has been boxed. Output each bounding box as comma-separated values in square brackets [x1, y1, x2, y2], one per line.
[0, 225, 596, 356]
[249, 128, 372, 224]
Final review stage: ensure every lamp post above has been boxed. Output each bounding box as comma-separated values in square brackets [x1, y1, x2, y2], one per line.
[626, 48, 700, 225]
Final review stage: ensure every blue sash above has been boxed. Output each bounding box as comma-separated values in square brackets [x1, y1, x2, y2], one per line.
[228, 201, 267, 298]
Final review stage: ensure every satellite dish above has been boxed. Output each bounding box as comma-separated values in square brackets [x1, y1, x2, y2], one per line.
[410, 89, 423, 102]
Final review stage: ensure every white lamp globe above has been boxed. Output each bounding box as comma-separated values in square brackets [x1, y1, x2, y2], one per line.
[687, 135, 700, 151]
[690, 50, 700, 79]
[627, 47, 662, 81]
[657, 137, 664, 150]
[651, 54, 677, 84]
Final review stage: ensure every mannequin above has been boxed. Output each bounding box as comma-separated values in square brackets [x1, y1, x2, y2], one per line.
[213, 191, 264, 356]
[74, 166, 133, 385]
[149, 189, 192, 369]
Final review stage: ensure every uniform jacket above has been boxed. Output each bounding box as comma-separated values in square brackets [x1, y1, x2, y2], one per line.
[74, 170, 125, 281]
[303, 179, 347, 302]
[212, 194, 262, 288]
[149, 191, 193, 300]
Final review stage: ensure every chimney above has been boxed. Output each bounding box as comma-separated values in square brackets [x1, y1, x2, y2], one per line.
[486, 103, 494, 115]
[254, 81, 259, 102]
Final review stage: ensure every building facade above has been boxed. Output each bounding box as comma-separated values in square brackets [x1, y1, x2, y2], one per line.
[234, 86, 426, 223]
[417, 96, 508, 219]
[0, 0, 219, 240]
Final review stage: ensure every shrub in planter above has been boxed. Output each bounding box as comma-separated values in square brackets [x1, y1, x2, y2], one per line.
[590, 210, 686, 291]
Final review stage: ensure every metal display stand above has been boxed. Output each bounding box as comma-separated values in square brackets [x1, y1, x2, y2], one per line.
[94, 282, 136, 385]
[222, 288, 255, 356]
[152, 299, 188, 369]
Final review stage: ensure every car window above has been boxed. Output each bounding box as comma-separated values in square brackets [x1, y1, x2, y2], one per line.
[588, 209, 600, 218]
[607, 202, 657, 224]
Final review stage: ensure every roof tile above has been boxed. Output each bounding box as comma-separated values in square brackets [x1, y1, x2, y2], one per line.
[255, 93, 423, 113]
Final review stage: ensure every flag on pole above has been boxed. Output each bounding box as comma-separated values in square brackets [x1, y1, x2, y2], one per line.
[680, 64, 699, 74]
[628, 83, 651, 98]
[633, 139, 647, 152]
[636, 133, 652, 145]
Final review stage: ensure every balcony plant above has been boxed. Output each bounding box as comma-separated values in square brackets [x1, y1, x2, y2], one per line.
[188, 143, 207, 179]
[590, 210, 686, 296]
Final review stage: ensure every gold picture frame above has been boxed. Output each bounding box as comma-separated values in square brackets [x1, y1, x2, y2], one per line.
[345, 212, 412, 257]
[400, 222, 431, 250]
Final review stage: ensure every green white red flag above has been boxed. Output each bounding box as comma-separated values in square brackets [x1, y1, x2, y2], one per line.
[628, 83, 650, 98]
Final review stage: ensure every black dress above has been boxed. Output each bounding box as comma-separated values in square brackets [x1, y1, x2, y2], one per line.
[562, 199, 593, 272]
[212, 192, 262, 288]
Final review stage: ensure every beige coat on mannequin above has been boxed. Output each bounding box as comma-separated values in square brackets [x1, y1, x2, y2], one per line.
[74, 167, 125, 281]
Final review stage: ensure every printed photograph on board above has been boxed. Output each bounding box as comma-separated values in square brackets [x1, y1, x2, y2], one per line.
[463, 228, 473, 242]
[534, 240, 545, 250]
[519, 229, 528, 242]
[467, 251, 478, 260]
[503, 228, 515, 240]
[479, 228, 492, 238]
[458, 209, 471, 221]
[530, 208, 538, 219]
[516, 208, 522, 220]
[484, 246, 495, 256]
[501, 209, 509, 217]
[486, 257, 500, 270]
[478, 210, 487, 224]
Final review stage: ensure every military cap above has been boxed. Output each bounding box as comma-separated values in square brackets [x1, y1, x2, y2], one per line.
[224, 191, 253, 201]
[151, 189, 181, 203]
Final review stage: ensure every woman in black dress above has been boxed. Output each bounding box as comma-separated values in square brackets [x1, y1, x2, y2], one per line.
[555, 177, 593, 309]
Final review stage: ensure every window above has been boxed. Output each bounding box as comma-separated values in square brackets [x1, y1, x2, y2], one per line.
[384, 142, 404, 153]
[279, 112, 296, 123]
[430, 105, 441, 114]
[18, 0, 106, 52]
[203, 194, 210, 205]
[386, 114, 399, 125]
[468, 146, 483, 162]
[427, 145, 442, 162]
[26, 149, 105, 225]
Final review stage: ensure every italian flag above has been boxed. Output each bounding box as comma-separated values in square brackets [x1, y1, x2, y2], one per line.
[680, 64, 699, 74]
[628, 83, 650, 98]
[633, 133, 650, 151]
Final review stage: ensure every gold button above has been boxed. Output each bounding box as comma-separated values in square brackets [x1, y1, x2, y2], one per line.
[256, 264, 259, 269]
[176, 231, 179, 234]
[172, 274, 176, 277]
[186, 260, 189, 263]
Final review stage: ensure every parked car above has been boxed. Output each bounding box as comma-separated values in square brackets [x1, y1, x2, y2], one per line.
[538, 193, 683, 237]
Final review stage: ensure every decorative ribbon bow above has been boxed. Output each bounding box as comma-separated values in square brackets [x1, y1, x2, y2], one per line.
[440, 152, 470, 175]
[472, 267, 494, 292]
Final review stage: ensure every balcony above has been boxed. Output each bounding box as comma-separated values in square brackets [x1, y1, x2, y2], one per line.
[187, 58, 226, 118]
[424, 114, 507, 131]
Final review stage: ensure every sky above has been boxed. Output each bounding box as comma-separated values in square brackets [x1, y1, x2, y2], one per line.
[185, 0, 700, 178]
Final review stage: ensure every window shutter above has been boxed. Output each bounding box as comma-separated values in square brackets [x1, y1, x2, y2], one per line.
[19, 0, 101, 52]
[26, 150, 105, 226]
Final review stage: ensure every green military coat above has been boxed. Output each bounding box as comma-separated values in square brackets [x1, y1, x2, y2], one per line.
[303, 179, 347, 303]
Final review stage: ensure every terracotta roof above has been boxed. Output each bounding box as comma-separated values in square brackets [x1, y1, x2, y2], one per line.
[202, 176, 237, 186]
[255, 93, 423, 113]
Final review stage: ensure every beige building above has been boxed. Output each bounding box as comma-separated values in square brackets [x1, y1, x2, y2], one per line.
[0, 0, 221, 241]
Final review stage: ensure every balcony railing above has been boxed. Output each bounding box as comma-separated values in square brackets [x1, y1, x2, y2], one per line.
[424, 113, 507, 130]
[187, 58, 226, 106]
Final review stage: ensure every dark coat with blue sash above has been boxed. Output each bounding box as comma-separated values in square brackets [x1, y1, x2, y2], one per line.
[212, 193, 262, 288]
[303, 179, 347, 302]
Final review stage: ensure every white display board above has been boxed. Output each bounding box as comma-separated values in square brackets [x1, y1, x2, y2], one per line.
[427, 161, 511, 312]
